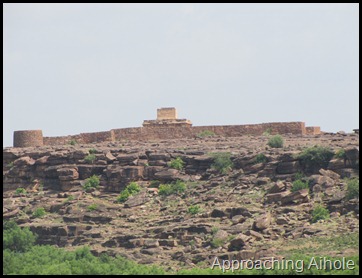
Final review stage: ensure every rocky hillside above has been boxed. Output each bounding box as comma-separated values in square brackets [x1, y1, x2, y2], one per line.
[3, 132, 359, 270]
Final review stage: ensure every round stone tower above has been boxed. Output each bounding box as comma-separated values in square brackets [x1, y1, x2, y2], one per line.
[13, 130, 44, 147]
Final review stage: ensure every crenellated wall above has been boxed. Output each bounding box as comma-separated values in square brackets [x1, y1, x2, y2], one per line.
[14, 121, 320, 147]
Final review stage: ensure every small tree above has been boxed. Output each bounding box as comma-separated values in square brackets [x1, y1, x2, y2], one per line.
[267, 135, 284, 148]
[311, 204, 330, 223]
[83, 175, 100, 191]
[254, 153, 267, 164]
[296, 146, 334, 173]
[291, 179, 309, 192]
[188, 205, 201, 215]
[169, 157, 185, 170]
[211, 152, 233, 174]
[32, 207, 46, 218]
[84, 154, 96, 164]
[117, 182, 141, 203]
[3, 220, 37, 252]
[346, 178, 359, 200]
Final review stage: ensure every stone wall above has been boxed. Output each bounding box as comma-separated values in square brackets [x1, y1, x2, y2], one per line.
[157, 108, 177, 120]
[14, 130, 43, 147]
[306, 126, 321, 135]
[15, 121, 316, 147]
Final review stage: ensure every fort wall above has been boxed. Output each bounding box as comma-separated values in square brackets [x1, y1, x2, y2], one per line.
[18, 122, 312, 147]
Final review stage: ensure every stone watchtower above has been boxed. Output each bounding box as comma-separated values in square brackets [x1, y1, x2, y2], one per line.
[13, 130, 44, 147]
[143, 107, 192, 127]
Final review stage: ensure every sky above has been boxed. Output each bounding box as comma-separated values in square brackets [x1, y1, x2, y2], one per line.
[3, 3, 359, 147]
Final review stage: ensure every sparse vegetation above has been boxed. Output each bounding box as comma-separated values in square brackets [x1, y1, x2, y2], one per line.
[211, 152, 233, 174]
[117, 182, 141, 203]
[197, 130, 216, 138]
[83, 175, 100, 191]
[334, 149, 346, 159]
[262, 128, 272, 136]
[32, 207, 46, 218]
[66, 195, 75, 202]
[84, 154, 96, 164]
[87, 204, 98, 211]
[267, 134, 284, 148]
[149, 180, 160, 188]
[294, 171, 305, 180]
[311, 204, 330, 223]
[346, 178, 359, 200]
[15, 188, 27, 194]
[169, 157, 185, 170]
[291, 179, 309, 192]
[69, 139, 78, 145]
[158, 180, 186, 196]
[254, 153, 267, 164]
[6, 162, 14, 168]
[187, 205, 201, 215]
[296, 146, 334, 173]
[211, 238, 226, 248]
[89, 148, 97, 154]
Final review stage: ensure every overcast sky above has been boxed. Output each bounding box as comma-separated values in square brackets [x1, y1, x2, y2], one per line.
[3, 3, 359, 147]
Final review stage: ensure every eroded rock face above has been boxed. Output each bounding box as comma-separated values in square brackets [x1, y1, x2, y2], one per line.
[2, 132, 359, 270]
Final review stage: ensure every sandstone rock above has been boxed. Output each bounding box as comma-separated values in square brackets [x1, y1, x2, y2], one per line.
[281, 189, 309, 205]
[14, 156, 36, 166]
[267, 181, 286, 194]
[264, 191, 290, 204]
[319, 169, 340, 180]
[231, 215, 246, 224]
[124, 191, 149, 208]
[154, 169, 180, 181]
[276, 161, 301, 174]
[105, 152, 116, 162]
[228, 234, 251, 251]
[252, 212, 272, 231]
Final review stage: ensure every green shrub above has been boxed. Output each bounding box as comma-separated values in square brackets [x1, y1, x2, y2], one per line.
[69, 139, 77, 145]
[294, 171, 305, 180]
[254, 153, 267, 164]
[211, 152, 233, 174]
[158, 180, 186, 196]
[311, 204, 330, 223]
[291, 179, 309, 192]
[15, 188, 27, 194]
[84, 154, 96, 164]
[117, 182, 141, 203]
[188, 205, 201, 215]
[87, 204, 98, 211]
[296, 146, 334, 173]
[32, 207, 46, 218]
[267, 134, 284, 148]
[169, 157, 185, 170]
[7, 162, 14, 168]
[262, 128, 272, 136]
[197, 130, 216, 138]
[89, 148, 97, 154]
[346, 178, 359, 200]
[334, 149, 346, 159]
[83, 175, 100, 191]
[211, 238, 225, 248]
[149, 180, 160, 188]
[3, 221, 37, 252]
[66, 195, 75, 201]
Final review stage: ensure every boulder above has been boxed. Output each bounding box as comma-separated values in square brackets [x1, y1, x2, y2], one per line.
[252, 212, 272, 231]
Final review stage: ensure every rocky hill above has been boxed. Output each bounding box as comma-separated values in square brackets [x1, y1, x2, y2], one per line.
[2, 132, 359, 270]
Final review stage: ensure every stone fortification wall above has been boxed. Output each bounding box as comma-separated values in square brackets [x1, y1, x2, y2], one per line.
[15, 122, 312, 147]
[14, 130, 43, 147]
[306, 126, 321, 135]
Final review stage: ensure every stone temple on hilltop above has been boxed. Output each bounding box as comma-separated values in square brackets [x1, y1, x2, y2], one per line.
[142, 107, 192, 127]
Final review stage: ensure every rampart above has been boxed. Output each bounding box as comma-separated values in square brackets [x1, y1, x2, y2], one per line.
[14, 108, 321, 147]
